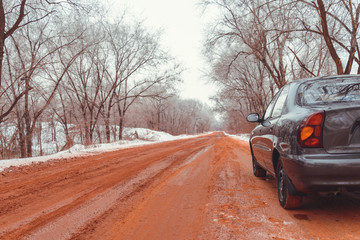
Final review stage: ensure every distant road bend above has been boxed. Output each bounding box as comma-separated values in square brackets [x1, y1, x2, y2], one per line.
[1, 132, 360, 239]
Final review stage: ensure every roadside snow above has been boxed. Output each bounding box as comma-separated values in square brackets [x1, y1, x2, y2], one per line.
[226, 133, 250, 142]
[0, 130, 250, 172]
[0, 128, 200, 172]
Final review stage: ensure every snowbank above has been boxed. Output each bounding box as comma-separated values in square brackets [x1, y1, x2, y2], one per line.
[0, 128, 201, 172]
[0, 129, 250, 172]
[226, 133, 250, 142]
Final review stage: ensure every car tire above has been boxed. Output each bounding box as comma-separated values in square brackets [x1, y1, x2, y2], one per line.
[276, 159, 302, 209]
[252, 156, 266, 177]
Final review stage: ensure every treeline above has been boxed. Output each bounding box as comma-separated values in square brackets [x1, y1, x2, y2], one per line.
[0, 1, 215, 159]
[203, 0, 360, 132]
[127, 96, 215, 135]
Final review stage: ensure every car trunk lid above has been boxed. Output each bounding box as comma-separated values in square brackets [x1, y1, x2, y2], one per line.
[323, 106, 360, 154]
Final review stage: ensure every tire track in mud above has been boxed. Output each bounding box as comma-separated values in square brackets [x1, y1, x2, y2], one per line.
[199, 137, 306, 240]
[3, 133, 360, 240]
[70, 144, 215, 240]
[24, 153, 184, 239]
[0, 134, 218, 240]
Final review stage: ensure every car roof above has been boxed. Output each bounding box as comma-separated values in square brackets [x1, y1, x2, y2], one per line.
[291, 74, 360, 86]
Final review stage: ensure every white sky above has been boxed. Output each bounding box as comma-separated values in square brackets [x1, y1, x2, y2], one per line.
[106, 0, 216, 104]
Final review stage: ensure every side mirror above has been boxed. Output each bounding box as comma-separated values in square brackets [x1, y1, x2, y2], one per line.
[247, 113, 260, 123]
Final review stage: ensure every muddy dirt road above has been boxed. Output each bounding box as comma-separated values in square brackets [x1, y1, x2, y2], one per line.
[1, 132, 360, 239]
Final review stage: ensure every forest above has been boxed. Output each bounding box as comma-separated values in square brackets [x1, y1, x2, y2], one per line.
[0, 1, 218, 159]
[1, 0, 360, 159]
[203, 0, 360, 132]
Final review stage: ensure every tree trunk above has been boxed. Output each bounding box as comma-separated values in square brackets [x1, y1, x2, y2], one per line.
[61, 122, 73, 151]
[0, 1, 5, 88]
[38, 122, 43, 156]
[317, 0, 344, 75]
[157, 108, 161, 131]
[24, 77, 32, 158]
[17, 115, 26, 158]
[97, 128, 102, 144]
[0, 38, 3, 88]
[84, 125, 90, 145]
[105, 110, 111, 143]
[82, 110, 90, 145]
[119, 117, 123, 140]
[25, 129, 33, 158]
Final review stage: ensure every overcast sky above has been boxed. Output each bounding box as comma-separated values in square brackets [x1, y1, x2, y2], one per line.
[107, 0, 216, 104]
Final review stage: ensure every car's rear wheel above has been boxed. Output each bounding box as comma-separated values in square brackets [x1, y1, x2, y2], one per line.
[252, 156, 266, 177]
[276, 160, 302, 209]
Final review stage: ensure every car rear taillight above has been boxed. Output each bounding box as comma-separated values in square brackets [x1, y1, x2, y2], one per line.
[298, 111, 325, 148]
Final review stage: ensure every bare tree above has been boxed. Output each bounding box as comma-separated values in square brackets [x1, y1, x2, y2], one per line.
[101, 20, 182, 140]
[203, 0, 300, 89]
[202, 0, 353, 132]
[296, 0, 360, 74]
[0, 2, 189, 159]
[51, 85, 76, 151]
[153, 97, 214, 135]
[65, 46, 106, 145]
[0, 0, 81, 124]
[4, 10, 89, 157]
[115, 65, 182, 140]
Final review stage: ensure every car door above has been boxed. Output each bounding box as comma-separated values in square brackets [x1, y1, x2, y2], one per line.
[251, 92, 279, 170]
[252, 86, 289, 170]
[267, 85, 290, 171]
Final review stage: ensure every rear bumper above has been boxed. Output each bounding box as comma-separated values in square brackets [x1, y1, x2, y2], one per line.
[282, 153, 360, 193]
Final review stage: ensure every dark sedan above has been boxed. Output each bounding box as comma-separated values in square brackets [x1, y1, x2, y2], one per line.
[247, 75, 360, 209]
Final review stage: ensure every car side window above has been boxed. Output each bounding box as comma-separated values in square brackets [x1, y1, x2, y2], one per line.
[263, 92, 279, 120]
[272, 85, 289, 118]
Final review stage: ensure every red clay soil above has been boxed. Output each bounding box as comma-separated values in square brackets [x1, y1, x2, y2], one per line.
[1, 132, 360, 239]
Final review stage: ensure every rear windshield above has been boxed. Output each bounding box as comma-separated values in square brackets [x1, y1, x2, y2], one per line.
[297, 78, 360, 106]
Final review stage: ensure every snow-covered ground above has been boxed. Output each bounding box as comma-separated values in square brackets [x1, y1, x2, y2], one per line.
[0, 128, 192, 171]
[0, 128, 249, 172]
[226, 133, 250, 142]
